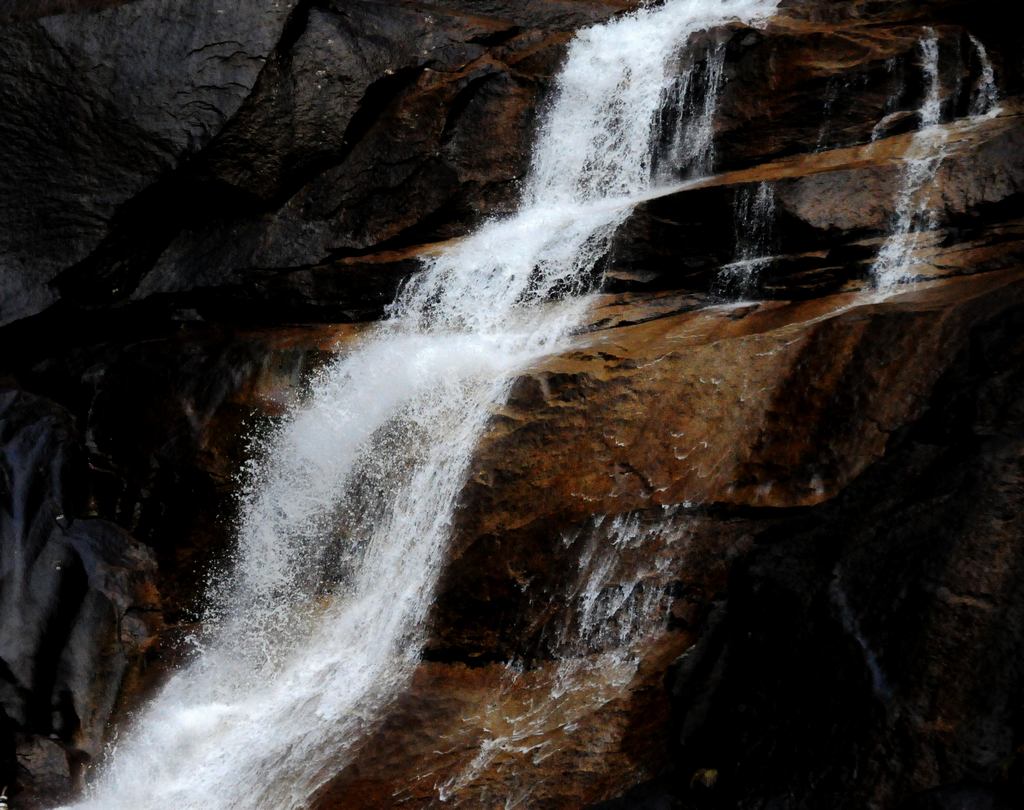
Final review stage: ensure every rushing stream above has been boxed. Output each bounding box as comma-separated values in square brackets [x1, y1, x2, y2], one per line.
[63, 1, 777, 808]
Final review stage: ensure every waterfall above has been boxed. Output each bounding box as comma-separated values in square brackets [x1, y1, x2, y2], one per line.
[436, 509, 691, 806]
[968, 34, 999, 118]
[872, 30, 1000, 289]
[871, 31, 947, 289]
[713, 181, 776, 299]
[662, 39, 728, 179]
[61, 2, 777, 808]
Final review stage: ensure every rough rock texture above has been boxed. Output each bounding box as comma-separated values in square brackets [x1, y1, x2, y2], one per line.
[307, 272, 1024, 809]
[0, 0, 300, 326]
[0, 0, 634, 330]
[1, 0, 1024, 807]
[0, 391, 161, 800]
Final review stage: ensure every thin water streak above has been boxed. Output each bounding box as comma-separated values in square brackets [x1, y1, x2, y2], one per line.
[871, 30, 947, 289]
[872, 30, 1001, 290]
[436, 511, 688, 805]
[713, 181, 776, 299]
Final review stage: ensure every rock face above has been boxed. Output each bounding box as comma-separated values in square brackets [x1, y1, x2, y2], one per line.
[0, 391, 160, 801]
[303, 271, 1024, 809]
[0, 0, 300, 325]
[1, 0, 1023, 807]
[0, 0, 634, 329]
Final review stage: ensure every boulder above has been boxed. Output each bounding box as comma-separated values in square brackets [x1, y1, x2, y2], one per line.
[0, 390, 160, 799]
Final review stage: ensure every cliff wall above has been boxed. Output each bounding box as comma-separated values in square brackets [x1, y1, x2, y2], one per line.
[1, 0, 1022, 806]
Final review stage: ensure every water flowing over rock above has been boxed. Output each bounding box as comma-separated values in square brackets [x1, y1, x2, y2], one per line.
[1, 0, 1024, 808]
[662, 38, 728, 179]
[712, 181, 776, 298]
[968, 33, 1000, 117]
[871, 27, 1003, 290]
[32, 2, 778, 808]
[871, 31, 948, 288]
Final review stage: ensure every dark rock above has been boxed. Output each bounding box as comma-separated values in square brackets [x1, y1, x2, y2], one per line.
[899, 784, 1019, 810]
[129, 1, 565, 310]
[0, 0, 298, 326]
[15, 736, 72, 805]
[0, 1, 136, 24]
[658, 296, 1024, 809]
[0, 390, 160, 799]
[0, 0, 637, 332]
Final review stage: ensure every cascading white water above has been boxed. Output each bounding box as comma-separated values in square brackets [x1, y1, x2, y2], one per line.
[663, 39, 728, 179]
[61, 2, 777, 808]
[872, 30, 1001, 289]
[871, 30, 946, 289]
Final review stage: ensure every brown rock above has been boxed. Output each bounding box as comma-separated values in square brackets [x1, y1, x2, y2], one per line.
[309, 269, 1024, 808]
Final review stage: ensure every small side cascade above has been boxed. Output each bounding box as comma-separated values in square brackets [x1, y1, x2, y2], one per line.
[435, 510, 688, 806]
[968, 33, 1000, 118]
[871, 30, 948, 289]
[815, 76, 843, 151]
[816, 73, 870, 151]
[829, 575, 891, 701]
[661, 38, 728, 179]
[917, 32, 945, 129]
[713, 181, 776, 299]
[871, 29, 1001, 289]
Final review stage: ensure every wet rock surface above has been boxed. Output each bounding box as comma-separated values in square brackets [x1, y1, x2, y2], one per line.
[1, 0, 1023, 806]
[596, 274, 1024, 809]
[310, 272, 1024, 808]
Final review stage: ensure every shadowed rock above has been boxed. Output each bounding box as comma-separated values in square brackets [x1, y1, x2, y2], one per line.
[0, 390, 160, 802]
